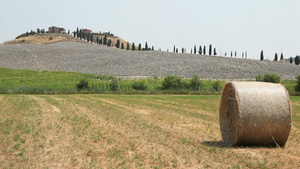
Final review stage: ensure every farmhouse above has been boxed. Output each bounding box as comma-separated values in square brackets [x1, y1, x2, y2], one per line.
[48, 26, 65, 34]
[81, 29, 92, 33]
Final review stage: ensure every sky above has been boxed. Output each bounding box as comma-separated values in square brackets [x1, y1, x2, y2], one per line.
[1, 0, 300, 60]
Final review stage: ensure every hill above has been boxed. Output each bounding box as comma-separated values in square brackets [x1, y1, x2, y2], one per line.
[0, 41, 299, 79]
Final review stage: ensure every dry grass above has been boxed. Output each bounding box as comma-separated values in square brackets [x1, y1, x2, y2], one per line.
[0, 95, 299, 168]
[4, 34, 80, 45]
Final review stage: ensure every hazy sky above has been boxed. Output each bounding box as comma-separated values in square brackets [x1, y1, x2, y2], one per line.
[1, 0, 300, 60]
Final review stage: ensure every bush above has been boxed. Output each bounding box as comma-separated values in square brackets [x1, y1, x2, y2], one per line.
[162, 75, 183, 90]
[295, 75, 300, 93]
[256, 73, 280, 83]
[76, 79, 89, 90]
[212, 80, 222, 92]
[190, 75, 203, 91]
[132, 80, 147, 90]
[49, 36, 53, 40]
[110, 78, 119, 91]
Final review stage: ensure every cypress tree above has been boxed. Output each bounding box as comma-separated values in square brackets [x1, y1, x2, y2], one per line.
[274, 53, 278, 61]
[209, 44, 212, 55]
[96, 37, 99, 44]
[242, 52, 244, 58]
[121, 43, 124, 49]
[138, 43, 142, 51]
[194, 45, 197, 54]
[245, 51, 247, 58]
[173, 45, 176, 53]
[152, 46, 154, 50]
[107, 39, 112, 47]
[260, 50, 264, 61]
[231, 51, 233, 57]
[103, 35, 107, 45]
[280, 53, 284, 60]
[73, 31, 76, 37]
[87, 34, 90, 42]
[77, 27, 79, 37]
[199, 46, 202, 55]
[26, 31, 29, 36]
[214, 48, 217, 56]
[290, 57, 293, 64]
[176, 48, 178, 53]
[37, 28, 40, 34]
[99, 38, 102, 45]
[116, 39, 120, 48]
[235, 51, 237, 57]
[68, 29, 70, 35]
[127, 42, 130, 50]
[203, 46, 206, 55]
[182, 48, 184, 53]
[145, 42, 148, 50]
[132, 42, 136, 50]
[90, 34, 93, 43]
[295, 56, 300, 65]
[83, 32, 85, 40]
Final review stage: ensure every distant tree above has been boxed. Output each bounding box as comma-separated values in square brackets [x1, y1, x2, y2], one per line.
[52, 27, 54, 33]
[87, 34, 90, 42]
[280, 53, 284, 60]
[116, 39, 120, 48]
[225, 52, 227, 56]
[245, 51, 247, 58]
[182, 48, 184, 53]
[79, 29, 82, 39]
[199, 46, 202, 55]
[132, 42, 136, 50]
[31, 30, 33, 35]
[83, 32, 85, 40]
[231, 51, 233, 57]
[176, 48, 178, 53]
[173, 45, 176, 53]
[41, 29, 45, 34]
[152, 46, 154, 50]
[26, 31, 29, 36]
[127, 42, 130, 50]
[209, 44, 212, 55]
[145, 42, 148, 50]
[103, 35, 107, 45]
[235, 51, 237, 57]
[290, 57, 293, 64]
[274, 53, 278, 61]
[214, 48, 217, 56]
[68, 29, 70, 35]
[107, 39, 112, 47]
[121, 43, 124, 49]
[242, 52, 244, 58]
[90, 34, 93, 43]
[138, 43, 142, 51]
[99, 38, 102, 45]
[73, 31, 76, 37]
[194, 45, 197, 54]
[96, 37, 99, 44]
[77, 27, 79, 36]
[260, 50, 264, 61]
[191, 49, 193, 54]
[37, 28, 40, 34]
[295, 56, 300, 65]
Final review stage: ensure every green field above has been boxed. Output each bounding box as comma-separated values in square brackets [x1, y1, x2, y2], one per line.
[0, 95, 299, 168]
[0, 68, 298, 95]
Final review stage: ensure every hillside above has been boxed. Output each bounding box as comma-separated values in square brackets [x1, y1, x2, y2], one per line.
[0, 41, 299, 79]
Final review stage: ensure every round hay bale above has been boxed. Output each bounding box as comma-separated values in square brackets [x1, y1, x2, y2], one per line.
[219, 82, 291, 147]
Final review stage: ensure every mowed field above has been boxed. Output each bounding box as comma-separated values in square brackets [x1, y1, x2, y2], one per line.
[0, 95, 299, 168]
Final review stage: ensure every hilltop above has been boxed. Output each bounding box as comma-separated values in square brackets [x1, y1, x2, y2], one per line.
[0, 41, 299, 79]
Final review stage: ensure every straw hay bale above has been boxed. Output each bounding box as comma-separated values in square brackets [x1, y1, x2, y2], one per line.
[219, 82, 291, 146]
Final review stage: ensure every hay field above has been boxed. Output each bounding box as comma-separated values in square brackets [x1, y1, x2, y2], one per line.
[0, 95, 299, 168]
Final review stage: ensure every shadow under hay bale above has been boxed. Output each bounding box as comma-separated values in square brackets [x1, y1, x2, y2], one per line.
[219, 82, 292, 147]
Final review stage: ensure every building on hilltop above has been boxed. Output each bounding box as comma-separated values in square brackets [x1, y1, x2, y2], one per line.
[81, 29, 92, 34]
[48, 26, 65, 34]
